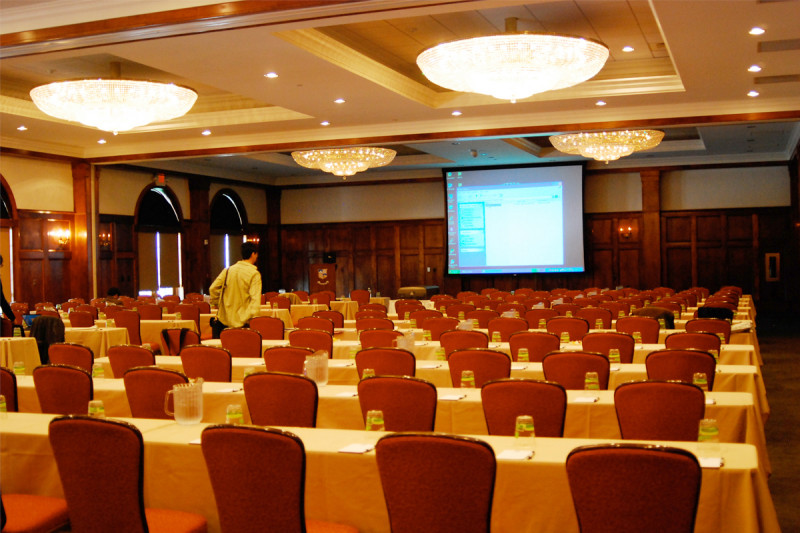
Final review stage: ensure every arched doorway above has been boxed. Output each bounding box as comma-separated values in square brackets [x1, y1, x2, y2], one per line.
[135, 185, 184, 297]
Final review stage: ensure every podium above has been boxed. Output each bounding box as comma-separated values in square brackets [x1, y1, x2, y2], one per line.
[309, 263, 336, 294]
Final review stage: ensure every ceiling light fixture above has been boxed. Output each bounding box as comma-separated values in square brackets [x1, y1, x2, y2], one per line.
[334, 98, 346, 104]
[550, 130, 665, 163]
[17, 125, 27, 131]
[749, 27, 765, 35]
[291, 147, 396, 179]
[265, 72, 279, 78]
[451, 110, 463, 116]
[320, 121, 330, 126]
[595, 100, 607, 106]
[29, 62, 197, 134]
[748, 65, 762, 73]
[748, 90, 760, 97]
[416, 18, 608, 103]
[622, 46, 634, 52]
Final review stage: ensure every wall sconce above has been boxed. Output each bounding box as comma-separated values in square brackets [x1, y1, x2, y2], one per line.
[618, 225, 633, 239]
[98, 231, 112, 249]
[48, 228, 71, 248]
[245, 235, 261, 245]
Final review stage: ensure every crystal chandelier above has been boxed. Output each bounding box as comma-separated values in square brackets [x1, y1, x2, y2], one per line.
[291, 147, 397, 179]
[549, 130, 665, 162]
[416, 18, 609, 102]
[30, 64, 197, 133]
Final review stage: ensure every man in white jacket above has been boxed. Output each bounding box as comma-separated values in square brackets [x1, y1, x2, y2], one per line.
[209, 241, 262, 338]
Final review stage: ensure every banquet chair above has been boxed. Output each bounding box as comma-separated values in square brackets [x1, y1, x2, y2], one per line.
[631, 306, 675, 329]
[439, 329, 489, 355]
[49, 415, 207, 533]
[444, 302, 476, 318]
[545, 316, 591, 341]
[409, 308, 442, 325]
[354, 310, 388, 320]
[358, 376, 436, 431]
[288, 329, 333, 357]
[174, 303, 201, 330]
[508, 331, 561, 362]
[359, 303, 387, 314]
[30, 315, 65, 365]
[489, 290, 511, 301]
[220, 327, 263, 357]
[160, 328, 201, 355]
[75, 304, 99, 320]
[465, 309, 500, 328]
[615, 316, 661, 344]
[487, 317, 529, 342]
[553, 303, 581, 316]
[0, 491, 69, 533]
[685, 318, 732, 343]
[124, 366, 189, 418]
[249, 315, 285, 340]
[201, 425, 357, 533]
[114, 310, 148, 346]
[163, 294, 181, 303]
[312, 309, 344, 328]
[183, 292, 204, 302]
[614, 381, 706, 441]
[67, 310, 95, 327]
[309, 291, 332, 306]
[0, 367, 19, 412]
[541, 351, 610, 390]
[395, 301, 425, 320]
[48, 342, 94, 372]
[180, 345, 232, 382]
[193, 300, 212, 314]
[581, 332, 636, 364]
[665, 331, 722, 353]
[355, 347, 416, 378]
[297, 316, 335, 335]
[525, 308, 559, 329]
[447, 349, 511, 388]
[524, 296, 551, 309]
[355, 317, 394, 332]
[264, 346, 314, 374]
[496, 303, 527, 317]
[599, 300, 629, 319]
[376, 433, 496, 533]
[137, 303, 162, 320]
[1, 317, 15, 338]
[33, 364, 93, 415]
[244, 372, 318, 427]
[421, 316, 459, 340]
[103, 304, 125, 318]
[575, 307, 613, 329]
[359, 328, 404, 348]
[481, 378, 567, 437]
[262, 292, 279, 304]
[292, 290, 310, 302]
[159, 301, 178, 314]
[566, 443, 701, 533]
[108, 345, 155, 378]
[349, 289, 371, 306]
[645, 349, 717, 390]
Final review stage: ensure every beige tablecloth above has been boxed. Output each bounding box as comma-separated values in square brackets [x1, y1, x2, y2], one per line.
[63, 327, 129, 358]
[0, 337, 41, 374]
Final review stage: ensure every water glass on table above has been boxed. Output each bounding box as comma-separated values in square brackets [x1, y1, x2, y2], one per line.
[365, 409, 385, 431]
[514, 415, 535, 450]
[584, 371, 600, 391]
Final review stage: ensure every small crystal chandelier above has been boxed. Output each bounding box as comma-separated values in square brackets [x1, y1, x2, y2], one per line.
[549, 130, 665, 162]
[291, 147, 397, 179]
[416, 18, 609, 103]
[30, 62, 197, 134]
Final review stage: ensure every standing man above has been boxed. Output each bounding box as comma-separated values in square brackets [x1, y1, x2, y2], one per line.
[0, 255, 14, 324]
[209, 241, 262, 339]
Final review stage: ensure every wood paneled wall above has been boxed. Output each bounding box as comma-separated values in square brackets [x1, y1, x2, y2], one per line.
[16, 210, 75, 305]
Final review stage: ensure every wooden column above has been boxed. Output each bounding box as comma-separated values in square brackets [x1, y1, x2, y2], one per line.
[640, 169, 662, 289]
[186, 177, 211, 293]
[264, 185, 282, 291]
[72, 161, 92, 300]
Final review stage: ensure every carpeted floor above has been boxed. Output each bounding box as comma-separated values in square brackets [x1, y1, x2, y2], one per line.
[757, 314, 799, 532]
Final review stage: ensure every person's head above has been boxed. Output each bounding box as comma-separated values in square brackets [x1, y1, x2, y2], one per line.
[107, 287, 121, 298]
[241, 241, 258, 261]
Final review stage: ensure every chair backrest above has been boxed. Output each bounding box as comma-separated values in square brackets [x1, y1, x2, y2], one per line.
[481, 378, 567, 437]
[180, 344, 232, 382]
[114, 310, 142, 345]
[524, 308, 559, 329]
[263, 346, 315, 374]
[220, 327, 263, 357]
[269, 296, 292, 310]
[487, 317, 529, 342]
[545, 316, 590, 341]
[136, 303, 162, 320]
[581, 331, 636, 364]
[48, 342, 94, 372]
[124, 366, 189, 418]
[566, 444, 701, 533]
[243, 372, 318, 427]
[553, 303, 581, 316]
[645, 349, 717, 390]
[0, 367, 19, 412]
[395, 301, 425, 320]
[159, 328, 201, 355]
[354, 310, 387, 320]
[507, 331, 561, 362]
[665, 331, 722, 353]
[103, 304, 125, 318]
[439, 329, 489, 355]
[575, 307, 613, 329]
[248, 315, 285, 340]
[49, 416, 149, 532]
[685, 318, 731, 343]
[174, 304, 200, 329]
[464, 309, 500, 328]
[409, 308, 442, 325]
[75, 304, 98, 320]
[614, 380, 706, 441]
[193, 301, 211, 315]
[355, 347, 416, 378]
[447, 349, 511, 388]
[350, 289, 371, 305]
[33, 364, 93, 415]
[495, 302, 527, 316]
[292, 290, 310, 302]
[376, 433, 496, 533]
[312, 309, 344, 328]
[615, 316, 661, 343]
[355, 317, 394, 332]
[287, 329, 333, 357]
[444, 303, 476, 318]
[358, 376, 436, 431]
[309, 291, 332, 306]
[359, 328, 404, 348]
[420, 316, 459, 340]
[201, 425, 311, 533]
[296, 316, 335, 335]
[107, 345, 155, 378]
[541, 351, 610, 390]
[67, 310, 95, 327]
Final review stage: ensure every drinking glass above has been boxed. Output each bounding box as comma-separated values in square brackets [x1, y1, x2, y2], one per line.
[365, 409, 385, 431]
[692, 372, 708, 391]
[226, 404, 244, 425]
[697, 418, 721, 459]
[88, 400, 106, 418]
[461, 370, 475, 388]
[514, 415, 535, 450]
[584, 371, 600, 390]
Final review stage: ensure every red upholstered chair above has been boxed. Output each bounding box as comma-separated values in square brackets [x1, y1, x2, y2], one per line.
[201, 425, 356, 533]
[309, 292, 332, 307]
[48, 342, 94, 372]
[103, 304, 125, 318]
[288, 329, 333, 357]
[292, 290, 310, 302]
[496, 303, 527, 317]
[270, 296, 292, 310]
[108, 345, 155, 378]
[160, 328, 201, 355]
[439, 329, 489, 355]
[263, 346, 314, 374]
[355, 347, 416, 378]
[525, 308, 559, 329]
[75, 304, 99, 320]
[243, 372, 318, 427]
[615, 316, 661, 344]
[0, 492, 69, 533]
[376, 433, 496, 533]
[163, 294, 182, 303]
[409, 308, 443, 325]
[180, 344, 232, 382]
[193, 301, 211, 315]
[395, 301, 425, 320]
[565, 444, 701, 533]
[447, 349, 511, 388]
[359, 303, 388, 314]
[487, 317, 529, 342]
[465, 309, 500, 328]
[665, 331, 722, 354]
[249, 315, 285, 340]
[421, 316, 459, 341]
[508, 331, 561, 362]
[136, 303, 162, 320]
[349, 289, 371, 306]
[553, 303, 581, 316]
[355, 317, 394, 332]
[0, 317, 12, 337]
[599, 301, 629, 319]
[0, 367, 19, 412]
[297, 316, 335, 335]
[445, 302, 476, 318]
[481, 378, 567, 437]
[33, 364, 93, 415]
[124, 366, 189, 419]
[614, 380, 706, 441]
[49, 415, 207, 532]
[312, 309, 344, 328]
[68, 310, 95, 327]
[576, 307, 613, 329]
[358, 376, 436, 431]
[174, 304, 200, 331]
[114, 310, 146, 345]
[546, 316, 590, 341]
[685, 318, 732, 344]
[220, 327, 263, 357]
[541, 351, 610, 390]
[354, 310, 387, 320]
[581, 331, 636, 364]
[645, 349, 717, 390]
[359, 328, 404, 348]
[262, 292, 279, 305]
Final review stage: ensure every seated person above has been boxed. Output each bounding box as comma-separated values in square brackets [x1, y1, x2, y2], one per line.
[630, 305, 675, 329]
[104, 287, 123, 306]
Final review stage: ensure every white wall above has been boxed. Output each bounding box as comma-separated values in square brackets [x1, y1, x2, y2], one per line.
[99, 167, 190, 218]
[209, 182, 267, 225]
[584, 172, 643, 213]
[0, 155, 73, 211]
[662, 166, 790, 210]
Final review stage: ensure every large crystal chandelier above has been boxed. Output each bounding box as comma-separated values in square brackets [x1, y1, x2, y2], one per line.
[30, 63, 197, 134]
[416, 18, 609, 102]
[550, 130, 665, 162]
[291, 147, 397, 179]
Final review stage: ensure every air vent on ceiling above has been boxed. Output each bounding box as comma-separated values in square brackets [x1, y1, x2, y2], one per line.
[758, 39, 800, 53]
[755, 74, 800, 84]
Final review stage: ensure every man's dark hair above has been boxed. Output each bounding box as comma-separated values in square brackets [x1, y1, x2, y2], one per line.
[241, 241, 259, 260]
[107, 287, 121, 297]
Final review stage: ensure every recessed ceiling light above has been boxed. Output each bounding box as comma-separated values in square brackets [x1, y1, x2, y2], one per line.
[320, 121, 330, 126]
[622, 46, 634, 52]
[595, 100, 607, 106]
[748, 65, 762, 73]
[334, 98, 345, 104]
[97, 139, 106, 144]
[749, 27, 765, 36]
[747, 90, 760, 97]
[202, 129, 211, 136]
[264, 72, 279, 78]
[451, 110, 462, 116]
[16, 125, 27, 131]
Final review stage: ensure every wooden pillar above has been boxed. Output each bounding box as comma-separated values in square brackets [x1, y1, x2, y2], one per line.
[264, 185, 282, 291]
[72, 160, 92, 300]
[186, 177, 211, 293]
[640, 169, 662, 289]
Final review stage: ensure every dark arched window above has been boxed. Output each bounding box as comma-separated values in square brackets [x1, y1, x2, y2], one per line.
[135, 185, 183, 295]
[1, 182, 11, 219]
[210, 189, 248, 272]
[137, 186, 181, 230]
